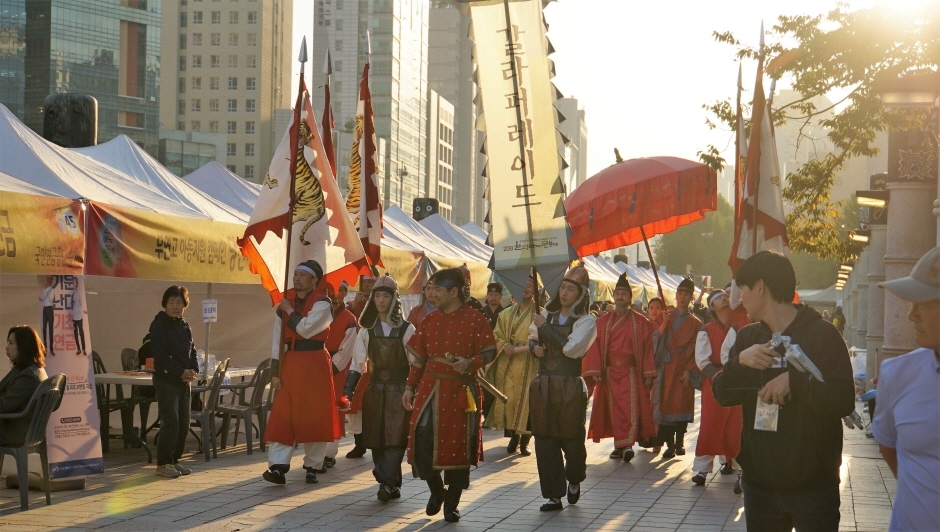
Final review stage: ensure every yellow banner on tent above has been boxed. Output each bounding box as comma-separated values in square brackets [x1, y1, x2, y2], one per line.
[85, 203, 257, 284]
[0, 191, 85, 275]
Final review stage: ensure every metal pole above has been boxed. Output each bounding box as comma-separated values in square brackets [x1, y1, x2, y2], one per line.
[203, 282, 212, 380]
[640, 226, 664, 301]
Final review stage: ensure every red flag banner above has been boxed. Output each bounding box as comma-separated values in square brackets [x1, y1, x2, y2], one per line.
[346, 62, 383, 267]
[322, 82, 336, 176]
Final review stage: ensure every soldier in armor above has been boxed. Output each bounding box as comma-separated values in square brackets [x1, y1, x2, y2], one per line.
[343, 275, 415, 502]
[528, 265, 598, 511]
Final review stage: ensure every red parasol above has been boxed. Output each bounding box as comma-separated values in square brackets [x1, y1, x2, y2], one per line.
[565, 156, 717, 297]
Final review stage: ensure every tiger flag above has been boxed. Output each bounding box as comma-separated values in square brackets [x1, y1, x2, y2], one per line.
[238, 40, 368, 303]
[345, 52, 383, 267]
[322, 49, 337, 175]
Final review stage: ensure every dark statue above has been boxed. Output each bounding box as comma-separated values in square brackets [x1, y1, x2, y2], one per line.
[42, 94, 98, 148]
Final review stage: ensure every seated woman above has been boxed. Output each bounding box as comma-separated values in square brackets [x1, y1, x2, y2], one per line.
[1, 325, 49, 446]
[150, 286, 199, 479]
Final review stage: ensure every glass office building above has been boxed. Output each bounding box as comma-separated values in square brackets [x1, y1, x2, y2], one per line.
[0, 0, 160, 154]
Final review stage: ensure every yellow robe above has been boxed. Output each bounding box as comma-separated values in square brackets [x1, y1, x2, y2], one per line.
[484, 303, 538, 435]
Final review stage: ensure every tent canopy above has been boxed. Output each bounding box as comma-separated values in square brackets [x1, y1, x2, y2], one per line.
[183, 162, 261, 217]
[419, 214, 492, 263]
[459, 222, 489, 245]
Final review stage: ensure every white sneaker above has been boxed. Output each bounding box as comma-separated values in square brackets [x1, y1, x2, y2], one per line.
[156, 464, 181, 478]
[174, 463, 192, 475]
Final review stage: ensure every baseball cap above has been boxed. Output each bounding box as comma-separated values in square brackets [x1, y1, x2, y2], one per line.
[879, 246, 940, 302]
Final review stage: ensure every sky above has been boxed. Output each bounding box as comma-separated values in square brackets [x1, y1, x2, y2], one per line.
[291, 0, 914, 178]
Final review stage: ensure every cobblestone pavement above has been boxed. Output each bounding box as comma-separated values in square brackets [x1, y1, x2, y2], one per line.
[0, 400, 894, 531]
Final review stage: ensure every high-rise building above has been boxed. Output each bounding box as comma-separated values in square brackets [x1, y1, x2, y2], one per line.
[159, 0, 292, 184]
[555, 97, 588, 193]
[312, 0, 429, 212]
[426, 89, 454, 220]
[0, 0, 161, 154]
[427, 0, 480, 226]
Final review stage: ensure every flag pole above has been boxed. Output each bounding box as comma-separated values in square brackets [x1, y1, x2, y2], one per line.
[322, 49, 336, 176]
[751, 23, 765, 256]
[640, 226, 664, 301]
[734, 63, 743, 223]
[282, 37, 308, 296]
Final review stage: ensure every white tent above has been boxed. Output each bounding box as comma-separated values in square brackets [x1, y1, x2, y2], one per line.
[183, 162, 261, 218]
[0, 171, 58, 196]
[460, 222, 489, 244]
[418, 214, 493, 264]
[75, 135, 247, 223]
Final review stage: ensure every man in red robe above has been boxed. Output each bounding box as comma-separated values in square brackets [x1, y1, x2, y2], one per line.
[347, 270, 377, 318]
[692, 289, 744, 491]
[403, 267, 496, 523]
[323, 280, 359, 470]
[263, 260, 342, 485]
[652, 277, 703, 458]
[407, 281, 437, 328]
[583, 273, 657, 463]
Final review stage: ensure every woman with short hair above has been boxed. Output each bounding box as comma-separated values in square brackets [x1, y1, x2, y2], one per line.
[1, 325, 49, 446]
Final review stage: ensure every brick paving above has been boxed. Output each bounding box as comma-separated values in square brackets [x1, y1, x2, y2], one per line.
[0, 399, 894, 531]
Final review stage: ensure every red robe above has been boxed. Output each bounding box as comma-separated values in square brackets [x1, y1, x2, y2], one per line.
[407, 302, 434, 329]
[696, 319, 742, 457]
[406, 304, 496, 469]
[346, 299, 370, 413]
[325, 307, 359, 437]
[584, 309, 657, 446]
[265, 289, 342, 445]
[654, 311, 702, 424]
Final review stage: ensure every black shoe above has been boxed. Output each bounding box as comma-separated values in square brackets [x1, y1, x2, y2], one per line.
[324, 456, 336, 468]
[426, 489, 446, 516]
[378, 484, 393, 503]
[540, 499, 563, 511]
[609, 448, 624, 459]
[622, 449, 635, 463]
[662, 447, 676, 459]
[720, 463, 734, 475]
[346, 434, 366, 458]
[262, 469, 286, 485]
[567, 483, 580, 504]
[676, 446, 686, 456]
[734, 476, 743, 495]
[507, 434, 520, 454]
[519, 434, 532, 456]
[692, 472, 707, 486]
[443, 485, 462, 521]
[444, 505, 461, 522]
[317, 464, 328, 474]
[389, 487, 401, 499]
[303, 467, 318, 484]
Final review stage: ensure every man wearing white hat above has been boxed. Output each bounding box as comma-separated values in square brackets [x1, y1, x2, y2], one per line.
[873, 246, 940, 532]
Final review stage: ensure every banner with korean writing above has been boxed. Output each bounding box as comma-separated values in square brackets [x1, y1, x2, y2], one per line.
[86, 203, 257, 284]
[469, 0, 571, 271]
[37, 274, 104, 478]
[0, 191, 84, 275]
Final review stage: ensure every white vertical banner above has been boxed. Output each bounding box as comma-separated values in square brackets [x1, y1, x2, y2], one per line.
[37, 274, 104, 478]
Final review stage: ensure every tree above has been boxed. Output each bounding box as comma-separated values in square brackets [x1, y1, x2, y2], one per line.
[701, 3, 938, 263]
[654, 195, 735, 289]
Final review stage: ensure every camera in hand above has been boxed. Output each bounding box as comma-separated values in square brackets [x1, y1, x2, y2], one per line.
[770, 333, 825, 382]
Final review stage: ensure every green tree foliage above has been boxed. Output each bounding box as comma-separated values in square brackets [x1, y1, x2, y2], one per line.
[700, 4, 938, 263]
[654, 196, 734, 288]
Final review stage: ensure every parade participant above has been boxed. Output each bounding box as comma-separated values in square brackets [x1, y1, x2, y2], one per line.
[458, 263, 487, 314]
[322, 281, 359, 471]
[583, 273, 656, 463]
[347, 269, 378, 318]
[407, 281, 438, 328]
[691, 289, 742, 490]
[528, 265, 597, 512]
[262, 260, 341, 485]
[485, 274, 540, 456]
[647, 297, 665, 327]
[713, 251, 854, 531]
[482, 282, 505, 329]
[343, 275, 415, 502]
[651, 277, 702, 458]
[346, 269, 379, 459]
[403, 268, 496, 523]
[691, 284, 711, 324]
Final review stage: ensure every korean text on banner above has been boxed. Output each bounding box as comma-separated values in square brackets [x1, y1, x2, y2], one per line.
[85, 202, 257, 283]
[0, 192, 84, 275]
[37, 274, 104, 478]
[470, 0, 569, 271]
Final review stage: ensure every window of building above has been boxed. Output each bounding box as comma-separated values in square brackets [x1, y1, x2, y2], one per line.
[228, 55, 238, 68]
[192, 99, 202, 112]
[227, 121, 237, 134]
[227, 165, 237, 173]
[191, 77, 202, 90]
[192, 33, 202, 46]
[245, 99, 256, 113]
[178, 121, 185, 130]
[334, 81, 342, 93]
[245, 143, 255, 157]
[179, 56, 186, 71]
[179, 34, 187, 49]
[335, 19, 343, 30]
[193, 11, 203, 24]
[244, 165, 255, 179]
[211, 33, 220, 46]
[211, 11, 221, 24]
[245, 121, 255, 134]
[192, 55, 202, 68]
[247, 56, 257, 68]
[227, 99, 237, 112]
[247, 11, 257, 24]
[227, 143, 236, 156]
[209, 120, 219, 132]
[228, 33, 238, 46]
[191, 121, 201, 131]
[229, 11, 239, 24]
[335, 60, 342, 72]
[210, 77, 220, 90]
[180, 12, 188, 27]
[335, 39, 342, 51]
[247, 33, 257, 46]
[246, 77, 256, 90]
[336, 0, 343, 8]
[228, 77, 238, 90]
[210, 55, 220, 68]
[179, 77, 186, 93]
[209, 98, 219, 112]
[178, 100, 186, 114]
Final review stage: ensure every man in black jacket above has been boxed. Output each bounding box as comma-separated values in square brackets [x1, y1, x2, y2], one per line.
[713, 251, 855, 531]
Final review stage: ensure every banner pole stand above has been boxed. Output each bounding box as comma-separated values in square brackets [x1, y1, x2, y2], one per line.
[203, 282, 212, 380]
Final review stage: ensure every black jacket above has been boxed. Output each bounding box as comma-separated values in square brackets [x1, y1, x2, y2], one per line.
[0, 364, 48, 446]
[149, 311, 198, 385]
[713, 304, 855, 492]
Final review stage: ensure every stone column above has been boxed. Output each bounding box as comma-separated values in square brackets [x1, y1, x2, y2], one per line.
[866, 224, 887, 388]
[854, 249, 869, 349]
[849, 270, 859, 349]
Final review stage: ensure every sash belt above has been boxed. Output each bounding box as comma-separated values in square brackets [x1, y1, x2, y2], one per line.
[286, 339, 325, 351]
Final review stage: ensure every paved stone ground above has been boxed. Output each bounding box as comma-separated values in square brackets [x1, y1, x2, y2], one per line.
[0, 399, 894, 531]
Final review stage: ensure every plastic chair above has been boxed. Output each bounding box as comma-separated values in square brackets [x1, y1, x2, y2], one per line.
[217, 367, 271, 454]
[189, 358, 230, 462]
[92, 351, 136, 450]
[0, 374, 67, 511]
